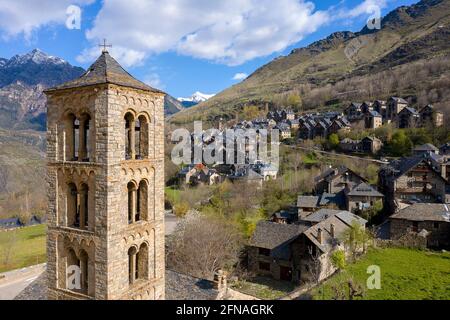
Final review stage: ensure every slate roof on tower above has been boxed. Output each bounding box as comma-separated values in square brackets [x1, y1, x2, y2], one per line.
[45, 51, 164, 94]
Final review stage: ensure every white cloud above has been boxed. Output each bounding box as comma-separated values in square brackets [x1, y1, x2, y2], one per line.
[84, 0, 331, 66]
[76, 45, 146, 68]
[144, 72, 164, 90]
[0, 0, 94, 40]
[232, 73, 248, 81]
[340, 0, 388, 19]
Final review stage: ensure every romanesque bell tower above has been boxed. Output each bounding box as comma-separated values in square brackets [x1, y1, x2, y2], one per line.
[44, 49, 165, 300]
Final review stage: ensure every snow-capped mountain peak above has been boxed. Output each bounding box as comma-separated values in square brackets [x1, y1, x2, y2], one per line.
[178, 91, 215, 103]
[6, 49, 67, 67]
[0, 58, 7, 68]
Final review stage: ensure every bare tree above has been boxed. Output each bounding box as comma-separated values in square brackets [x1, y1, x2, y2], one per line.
[166, 212, 244, 280]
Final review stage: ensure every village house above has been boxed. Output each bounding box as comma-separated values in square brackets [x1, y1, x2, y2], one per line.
[256, 163, 279, 181]
[298, 209, 344, 226]
[248, 212, 367, 283]
[248, 221, 308, 282]
[379, 154, 449, 214]
[297, 195, 320, 216]
[372, 100, 387, 119]
[360, 136, 383, 154]
[344, 102, 363, 120]
[282, 109, 296, 121]
[314, 165, 367, 195]
[361, 101, 373, 114]
[178, 164, 222, 186]
[365, 111, 383, 129]
[387, 97, 408, 121]
[314, 120, 329, 138]
[397, 107, 420, 129]
[298, 121, 315, 140]
[228, 167, 265, 187]
[297, 193, 346, 217]
[344, 182, 384, 213]
[339, 138, 360, 153]
[419, 104, 444, 127]
[389, 203, 450, 249]
[271, 210, 299, 224]
[439, 143, 450, 156]
[288, 118, 300, 129]
[413, 143, 439, 156]
[328, 117, 351, 135]
[276, 122, 292, 140]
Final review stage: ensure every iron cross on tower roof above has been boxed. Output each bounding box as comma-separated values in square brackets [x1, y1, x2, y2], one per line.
[99, 39, 112, 53]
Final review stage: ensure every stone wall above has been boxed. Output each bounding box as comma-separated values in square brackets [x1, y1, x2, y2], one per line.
[46, 84, 165, 300]
[390, 218, 450, 248]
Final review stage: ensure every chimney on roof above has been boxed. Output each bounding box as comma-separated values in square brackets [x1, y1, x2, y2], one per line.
[330, 223, 335, 238]
[317, 228, 323, 244]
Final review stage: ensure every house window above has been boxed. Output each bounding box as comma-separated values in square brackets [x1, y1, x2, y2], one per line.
[433, 222, 439, 229]
[259, 262, 270, 271]
[412, 221, 419, 232]
[258, 248, 271, 256]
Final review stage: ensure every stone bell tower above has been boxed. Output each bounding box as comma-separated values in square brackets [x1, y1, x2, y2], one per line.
[45, 49, 165, 300]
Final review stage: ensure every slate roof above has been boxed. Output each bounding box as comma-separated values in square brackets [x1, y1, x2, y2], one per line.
[272, 210, 297, 220]
[414, 143, 439, 152]
[367, 110, 382, 117]
[249, 221, 308, 249]
[346, 183, 384, 197]
[318, 192, 346, 208]
[165, 270, 219, 300]
[399, 107, 419, 115]
[301, 209, 343, 223]
[381, 155, 445, 181]
[440, 142, 450, 155]
[390, 97, 408, 104]
[390, 203, 450, 223]
[297, 195, 320, 208]
[303, 212, 367, 253]
[362, 136, 382, 143]
[315, 165, 366, 183]
[45, 51, 164, 94]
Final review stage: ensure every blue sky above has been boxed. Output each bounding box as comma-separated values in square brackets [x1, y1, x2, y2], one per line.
[0, 0, 417, 98]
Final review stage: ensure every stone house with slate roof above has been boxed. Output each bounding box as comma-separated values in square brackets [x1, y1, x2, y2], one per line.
[297, 195, 320, 215]
[248, 212, 366, 284]
[413, 143, 439, 156]
[365, 111, 383, 129]
[298, 121, 315, 140]
[248, 221, 308, 282]
[390, 203, 450, 249]
[344, 102, 363, 119]
[314, 165, 367, 195]
[379, 155, 449, 214]
[372, 100, 387, 119]
[387, 97, 408, 120]
[419, 104, 444, 128]
[345, 182, 384, 213]
[360, 136, 383, 154]
[397, 107, 420, 128]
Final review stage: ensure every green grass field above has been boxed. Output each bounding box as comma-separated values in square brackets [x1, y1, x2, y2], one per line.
[312, 248, 450, 300]
[0, 224, 46, 273]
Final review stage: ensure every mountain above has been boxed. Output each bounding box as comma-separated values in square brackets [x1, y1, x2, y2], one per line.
[0, 49, 85, 130]
[0, 49, 85, 88]
[171, 0, 450, 124]
[0, 49, 186, 130]
[178, 91, 215, 107]
[164, 94, 186, 115]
